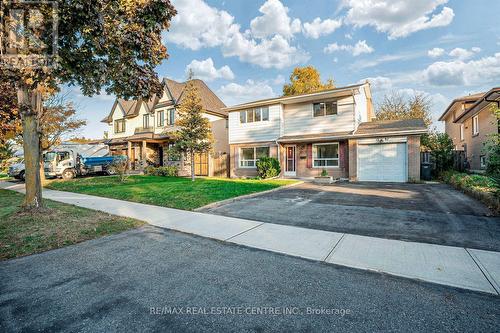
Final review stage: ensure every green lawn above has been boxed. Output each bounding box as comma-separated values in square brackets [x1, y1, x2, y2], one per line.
[0, 189, 144, 260]
[46, 175, 298, 210]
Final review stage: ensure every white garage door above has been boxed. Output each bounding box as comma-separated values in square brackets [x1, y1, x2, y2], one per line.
[358, 143, 407, 182]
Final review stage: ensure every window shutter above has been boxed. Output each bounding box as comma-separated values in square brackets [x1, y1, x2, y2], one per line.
[306, 144, 312, 168]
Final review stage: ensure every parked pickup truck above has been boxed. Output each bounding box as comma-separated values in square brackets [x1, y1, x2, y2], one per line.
[44, 149, 125, 180]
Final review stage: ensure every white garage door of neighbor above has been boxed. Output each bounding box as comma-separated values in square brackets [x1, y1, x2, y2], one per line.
[358, 143, 407, 182]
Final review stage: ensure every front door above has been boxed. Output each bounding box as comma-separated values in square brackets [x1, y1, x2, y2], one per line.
[284, 145, 296, 177]
[194, 152, 209, 176]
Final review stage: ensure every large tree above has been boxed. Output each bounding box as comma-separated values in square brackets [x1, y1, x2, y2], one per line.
[171, 78, 213, 182]
[283, 66, 335, 96]
[376, 92, 433, 128]
[0, 0, 176, 209]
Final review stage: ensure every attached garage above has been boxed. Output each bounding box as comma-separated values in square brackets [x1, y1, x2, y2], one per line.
[357, 138, 408, 182]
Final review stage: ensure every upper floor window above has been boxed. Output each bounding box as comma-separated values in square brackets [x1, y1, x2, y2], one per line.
[239, 146, 269, 168]
[157, 110, 165, 127]
[114, 119, 125, 133]
[167, 109, 175, 126]
[472, 115, 479, 135]
[240, 107, 269, 124]
[460, 124, 464, 141]
[143, 114, 151, 128]
[313, 143, 339, 168]
[313, 101, 337, 117]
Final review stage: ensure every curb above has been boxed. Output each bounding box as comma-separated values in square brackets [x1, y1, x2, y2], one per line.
[194, 180, 304, 212]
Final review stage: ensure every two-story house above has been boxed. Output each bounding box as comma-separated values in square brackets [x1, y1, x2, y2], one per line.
[101, 78, 229, 177]
[439, 87, 499, 171]
[225, 82, 427, 182]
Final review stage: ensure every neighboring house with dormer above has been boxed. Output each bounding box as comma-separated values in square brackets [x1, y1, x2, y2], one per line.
[224, 82, 427, 182]
[101, 79, 229, 177]
[439, 87, 500, 171]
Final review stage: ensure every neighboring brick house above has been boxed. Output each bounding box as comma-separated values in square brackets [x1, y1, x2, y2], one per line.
[101, 79, 229, 177]
[439, 87, 500, 171]
[225, 82, 427, 182]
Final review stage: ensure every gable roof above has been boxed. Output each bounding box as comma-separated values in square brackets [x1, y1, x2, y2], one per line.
[101, 78, 227, 123]
[223, 83, 367, 112]
[454, 87, 500, 123]
[438, 92, 485, 121]
[355, 119, 427, 136]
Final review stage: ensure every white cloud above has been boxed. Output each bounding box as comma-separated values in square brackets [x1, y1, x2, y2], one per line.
[360, 76, 393, 93]
[448, 47, 480, 60]
[164, 0, 238, 50]
[185, 58, 234, 81]
[344, 0, 454, 39]
[250, 0, 301, 39]
[423, 52, 500, 86]
[272, 74, 286, 85]
[222, 34, 309, 69]
[165, 0, 308, 69]
[324, 40, 374, 56]
[218, 80, 276, 105]
[303, 17, 342, 39]
[428, 47, 444, 58]
[345, 33, 353, 40]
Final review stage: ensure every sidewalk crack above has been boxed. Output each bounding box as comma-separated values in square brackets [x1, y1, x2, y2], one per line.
[224, 222, 265, 242]
[465, 248, 499, 295]
[322, 233, 346, 262]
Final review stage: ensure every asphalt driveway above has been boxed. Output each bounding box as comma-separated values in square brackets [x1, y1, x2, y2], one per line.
[1, 226, 499, 332]
[201, 182, 500, 251]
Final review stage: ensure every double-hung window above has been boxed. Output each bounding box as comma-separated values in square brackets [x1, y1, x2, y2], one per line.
[239, 147, 269, 168]
[167, 109, 175, 126]
[460, 124, 464, 141]
[114, 119, 125, 133]
[157, 111, 165, 127]
[313, 101, 337, 117]
[472, 115, 479, 135]
[143, 114, 151, 128]
[239, 107, 269, 124]
[313, 143, 339, 167]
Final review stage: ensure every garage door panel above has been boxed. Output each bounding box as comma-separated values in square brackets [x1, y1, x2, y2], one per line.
[358, 143, 407, 182]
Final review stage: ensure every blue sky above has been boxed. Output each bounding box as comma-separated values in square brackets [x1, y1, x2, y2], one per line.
[68, 0, 500, 139]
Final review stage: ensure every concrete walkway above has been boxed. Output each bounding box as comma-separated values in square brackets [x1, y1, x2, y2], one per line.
[2, 181, 500, 295]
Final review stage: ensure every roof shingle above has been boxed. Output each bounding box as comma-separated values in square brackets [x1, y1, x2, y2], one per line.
[355, 119, 427, 135]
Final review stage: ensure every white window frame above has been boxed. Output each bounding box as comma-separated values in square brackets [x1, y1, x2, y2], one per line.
[472, 115, 479, 135]
[480, 155, 486, 168]
[312, 142, 339, 168]
[239, 146, 269, 168]
[167, 109, 175, 126]
[157, 110, 165, 127]
[460, 124, 464, 141]
[239, 107, 270, 124]
[312, 101, 338, 118]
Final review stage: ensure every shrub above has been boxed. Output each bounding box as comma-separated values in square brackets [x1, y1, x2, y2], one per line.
[144, 165, 179, 177]
[110, 157, 129, 182]
[256, 157, 281, 179]
[321, 169, 328, 177]
[421, 132, 454, 176]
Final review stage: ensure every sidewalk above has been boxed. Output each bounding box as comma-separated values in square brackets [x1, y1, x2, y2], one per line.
[2, 181, 499, 295]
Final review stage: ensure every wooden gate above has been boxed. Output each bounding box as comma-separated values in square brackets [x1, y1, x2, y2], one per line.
[212, 153, 229, 178]
[194, 152, 209, 176]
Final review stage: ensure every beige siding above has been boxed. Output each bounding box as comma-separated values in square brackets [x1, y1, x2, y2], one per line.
[464, 106, 498, 170]
[228, 104, 281, 144]
[283, 96, 355, 136]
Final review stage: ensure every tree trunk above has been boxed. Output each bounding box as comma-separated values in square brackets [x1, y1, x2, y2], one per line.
[17, 86, 43, 209]
[190, 151, 195, 182]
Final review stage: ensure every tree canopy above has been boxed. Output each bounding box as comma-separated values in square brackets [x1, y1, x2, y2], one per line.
[376, 92, 433, 128]
[171, 77, 213, 181]
[283, 66, 335, 96]
[0, 0, 176, 209]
